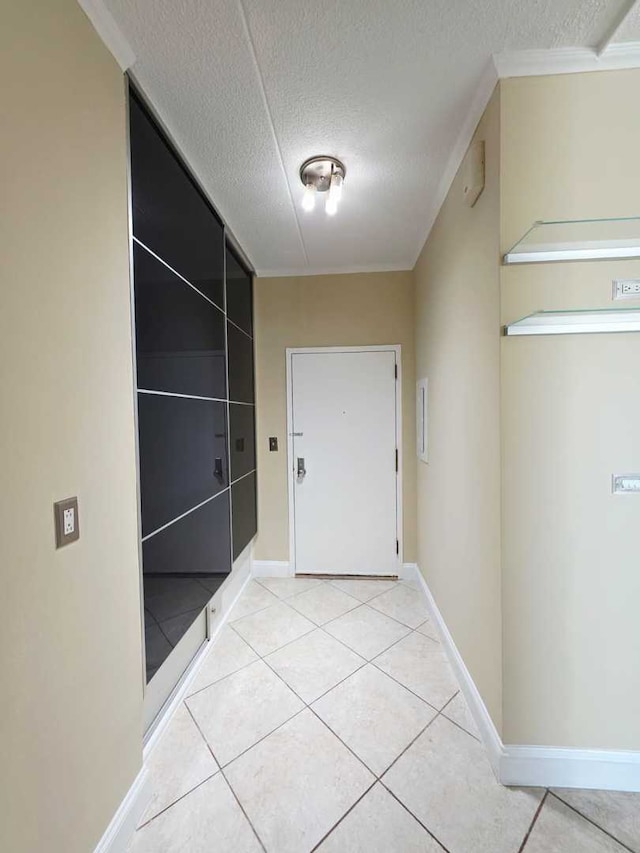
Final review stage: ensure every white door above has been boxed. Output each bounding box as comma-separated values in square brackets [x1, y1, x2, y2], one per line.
[289, 348, 399, 576]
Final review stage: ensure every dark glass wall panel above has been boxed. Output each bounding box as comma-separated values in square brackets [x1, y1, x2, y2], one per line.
[134, 245, 227, 399]
[143, 492, 232, 576]
[138, 393, 228, 535]
[129, 93, 224, 307]
[227, 321, 255, 403]
[232, 472, 257, 559]
[229, 404, 256, 481]
[226, 245, 253, 335]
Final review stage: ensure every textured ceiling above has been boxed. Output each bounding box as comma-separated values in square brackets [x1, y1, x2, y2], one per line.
[105, 0, 635, 275]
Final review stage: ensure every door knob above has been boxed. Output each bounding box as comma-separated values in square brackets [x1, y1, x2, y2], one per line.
[297, 457, 306, 481]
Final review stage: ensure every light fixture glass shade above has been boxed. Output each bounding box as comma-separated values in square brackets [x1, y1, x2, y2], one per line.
[329, 172, 343, 203]
[325, 197, 338, 215]
[302, 183, 317, 212]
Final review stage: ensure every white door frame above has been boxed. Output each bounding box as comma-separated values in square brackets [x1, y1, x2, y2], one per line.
[286, 345, 403, 576]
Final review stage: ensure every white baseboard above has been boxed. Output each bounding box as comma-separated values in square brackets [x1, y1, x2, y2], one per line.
[411, 564, 640, 792]
[94, 767, 151, 853]
[400, 562, 418, 580]
[501, 745, 640, 792]
[409, 565, 504, 778]
[252, 560, 293, 578]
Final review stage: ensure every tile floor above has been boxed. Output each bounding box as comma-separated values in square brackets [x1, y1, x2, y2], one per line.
[130, 577, 640, 853]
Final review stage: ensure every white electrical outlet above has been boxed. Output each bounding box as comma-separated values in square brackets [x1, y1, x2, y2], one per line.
[613, 474, 640, 494]
[63, 507, 75, 535]
[613, 279, 640, 300]
[54, 496, 79, 547]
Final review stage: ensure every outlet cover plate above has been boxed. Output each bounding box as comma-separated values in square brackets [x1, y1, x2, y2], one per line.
[612, 474, 640, 494]
[54, 496, 79, 547]
[612, 279, 640, 300]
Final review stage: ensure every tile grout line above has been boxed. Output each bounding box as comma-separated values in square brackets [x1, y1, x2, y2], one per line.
[255, 627, 457, 851]
[516, 789, 548, 853]
[547, 792, 637, 853]
[183, 701, 268, 852]
[135, 770, 219, 831]
[308, 779, 379, 852]
[381, 783, 451, 853]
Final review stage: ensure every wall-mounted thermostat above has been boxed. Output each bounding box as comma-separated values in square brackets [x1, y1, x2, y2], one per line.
[416, 379, 428, 463]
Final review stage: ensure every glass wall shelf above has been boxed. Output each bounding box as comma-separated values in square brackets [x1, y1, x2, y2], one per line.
[504, 308, 640, 336]
[503, 217, 640, 264]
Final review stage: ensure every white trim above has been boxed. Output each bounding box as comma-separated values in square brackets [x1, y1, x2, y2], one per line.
[493, 42, 640, 79]
[596, 0, 639, 56]
[143, 544, 253, 757]
[257, 262, 413, 279]
[410, 58, 499, 269]
[399, 562, 418, 581]
[501, 745, 640, 792]
[252, 560, 293, 578]
[286, 345, 403, 575]
[408, 564, 504, 778]
[93, 767, 151, 853]
[410, 564, 640, 791]
[77, 0, 135, 71]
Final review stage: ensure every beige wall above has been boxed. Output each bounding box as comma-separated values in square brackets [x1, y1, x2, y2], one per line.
[253, 272, 416, 564]
[413, 88, 503, 729]
[0, 3, 144, 851]
[500, 71, 640, 748]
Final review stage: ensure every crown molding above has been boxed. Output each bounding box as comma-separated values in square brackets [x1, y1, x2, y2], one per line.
[256, 262, 413, 278]
[410, 57, 499, 269]
[494, 42, 640, 79]
[77, 0, 135, 71]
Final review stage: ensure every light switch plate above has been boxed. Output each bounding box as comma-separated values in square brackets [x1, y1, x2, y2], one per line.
[612, 474, 640, 494]
[54, 496, 79, 547]
[269, 436, 278, 452]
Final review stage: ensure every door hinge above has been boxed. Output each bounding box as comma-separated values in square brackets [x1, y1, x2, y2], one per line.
[396, 539, 399, 555]
[395, 448, 398, 472]
[394, 364, 398, 379]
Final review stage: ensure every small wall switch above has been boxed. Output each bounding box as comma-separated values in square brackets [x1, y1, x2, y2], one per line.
[54, 496, 79, 547]
[269, 437, 278, 452]
[612, 475, 640, 494]
[613, 279, 640, 300]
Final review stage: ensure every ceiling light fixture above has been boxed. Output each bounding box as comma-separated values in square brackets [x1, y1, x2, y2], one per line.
[299, 156, 346, 216]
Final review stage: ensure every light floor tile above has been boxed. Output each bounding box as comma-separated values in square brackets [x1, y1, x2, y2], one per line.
[288, 582, 360, 625]
[230, 600, 315, 656]
[265, 628, 365, 703]
[312, 665, 437, 775]
[186, 627, 258, 697]
[317, 783, 442, 852]
[129, 773, 262, 853]
[550, 788, 640, 853]
[374, 631, 457, 708]
[186, 659, 304, 765]
[367, 583, 430, 629]
[524, 794, 629, 853]
[256, 576, 324, 599]
[324, 604, 411, 660]
[441, 690, 480, 739]
[328, 578, 398, 602]
[225, 709, 374, 853]
[415, 618, 439, 642]
[227, 581, 279, 621]
[139, 705, 218, 825]
[384, 715, 543, 853]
